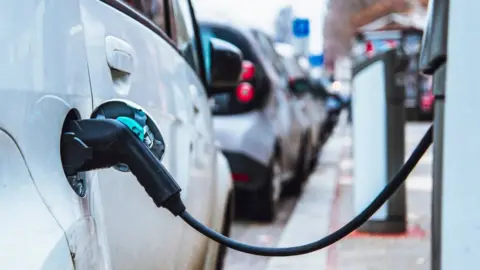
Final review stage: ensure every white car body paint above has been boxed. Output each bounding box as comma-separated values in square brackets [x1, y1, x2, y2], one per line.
[0, 0, 233, 269]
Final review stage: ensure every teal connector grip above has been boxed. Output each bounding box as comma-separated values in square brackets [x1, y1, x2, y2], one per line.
[117, 116, 145, 141]
[133, 109, 148, 127]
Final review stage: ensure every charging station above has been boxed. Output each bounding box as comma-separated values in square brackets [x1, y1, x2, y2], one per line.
[352, 49, 406, 233]
[419, 0, 447, 268]
[422, 0, 480, 268]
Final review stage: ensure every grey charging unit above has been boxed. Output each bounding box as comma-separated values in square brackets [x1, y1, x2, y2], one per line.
[419, 0, 448, 269]
[351, 49, 407, 233]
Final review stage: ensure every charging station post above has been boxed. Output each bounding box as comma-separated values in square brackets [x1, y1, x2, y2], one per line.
[351, 49, 407, 233]
[418, 0, 448, 268]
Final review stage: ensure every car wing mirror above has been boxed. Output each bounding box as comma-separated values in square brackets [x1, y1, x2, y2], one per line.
[207, 37, 243, 94]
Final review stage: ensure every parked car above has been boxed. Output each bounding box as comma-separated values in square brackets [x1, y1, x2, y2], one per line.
[420, 90, 434, 117]
[309, 77, 347, 142]
[419, 77, 434, 121]
[199, 20, 309, 221]
[249, 30, 313, 193]
[274, 42, 328, 172]
[0, 0, 241, 269]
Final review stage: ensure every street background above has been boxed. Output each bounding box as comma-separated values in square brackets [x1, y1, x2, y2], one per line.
[224, 114, 432, 270]
[193, 1, 433, 269]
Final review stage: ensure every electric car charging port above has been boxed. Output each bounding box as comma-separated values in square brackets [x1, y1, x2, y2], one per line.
[59, 101, 167, 197]
[60, 109, 87, 197]
[90, 100, 166, 167]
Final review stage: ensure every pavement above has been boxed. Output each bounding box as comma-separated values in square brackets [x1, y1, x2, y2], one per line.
[223, 197, 298, 270]
[263, 116, 433, 270]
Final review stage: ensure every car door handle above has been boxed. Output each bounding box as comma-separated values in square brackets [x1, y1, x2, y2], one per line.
[105, 36, 134, 74]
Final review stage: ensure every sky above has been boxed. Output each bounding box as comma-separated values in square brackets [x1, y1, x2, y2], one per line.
[193, 0, 328, 53]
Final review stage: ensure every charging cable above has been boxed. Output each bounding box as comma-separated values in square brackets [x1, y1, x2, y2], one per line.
[62, 117, 433, 257]
[180, 124, 432, 256]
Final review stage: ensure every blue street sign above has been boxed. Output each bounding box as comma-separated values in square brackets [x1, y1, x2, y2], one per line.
[292, 18, 310, 38]
[309, 54, 324, 67]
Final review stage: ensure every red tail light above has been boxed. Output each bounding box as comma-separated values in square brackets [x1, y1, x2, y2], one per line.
[385, 39, 397, 49]
[241, 60, 255, 81]
[366, 40, 374, 57]
[236, 82, 255, 103]
[232, 173, 249, 182]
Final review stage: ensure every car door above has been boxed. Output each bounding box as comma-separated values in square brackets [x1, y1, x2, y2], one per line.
[166, 0, 217, 268]
[80, 0, 195, 269]
[253, 31, 303, 170]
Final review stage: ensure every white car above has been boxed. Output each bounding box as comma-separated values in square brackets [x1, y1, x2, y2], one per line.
[0, 0, 242, 269]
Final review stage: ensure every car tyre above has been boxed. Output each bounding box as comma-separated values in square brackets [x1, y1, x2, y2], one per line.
[250, 157, 280, 222]
[283, 134, 309, 197]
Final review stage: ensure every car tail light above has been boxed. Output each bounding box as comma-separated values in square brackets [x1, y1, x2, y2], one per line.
[241, 60, 255, 81]
[385, 39, 397, 49]
[232, 173, 249, 182]
[366, 40, 374, 57]
[421, 91, 434, 110]
[236, 82, 255, 103]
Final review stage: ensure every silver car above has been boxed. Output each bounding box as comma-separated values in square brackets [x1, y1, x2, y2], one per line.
[199, 20, 311, 221]
[275, 42, 328, 171]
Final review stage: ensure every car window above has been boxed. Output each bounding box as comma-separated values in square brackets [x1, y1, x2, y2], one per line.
[121, 0, 168, 32]
[252, 31, 288, 78]
[171, 0, 202, 74]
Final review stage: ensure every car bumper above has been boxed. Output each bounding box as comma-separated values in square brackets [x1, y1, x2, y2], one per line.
[222, 151, 270, 192]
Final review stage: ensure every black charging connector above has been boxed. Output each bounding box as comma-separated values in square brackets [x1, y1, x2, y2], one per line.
[61, 119, 185, 215]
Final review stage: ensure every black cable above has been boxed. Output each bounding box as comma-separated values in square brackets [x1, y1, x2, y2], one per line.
[180, 124, 433, 256]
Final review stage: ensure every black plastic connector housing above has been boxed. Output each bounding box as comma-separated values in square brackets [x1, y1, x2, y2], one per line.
[61, 119, 185, 215]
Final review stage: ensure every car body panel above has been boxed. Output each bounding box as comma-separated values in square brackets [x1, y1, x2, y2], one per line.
[0, 131, 75, 269]
[274, 43, 327, 150]
[0, 0, 233, 269]
[0, 1, 108, 268]
[80, 1, 192, 268]
[174, 70, 217, 270]
[213, 111, 276, 165]
[250, 30, 304, 170]
[202, 149, 233, 270]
